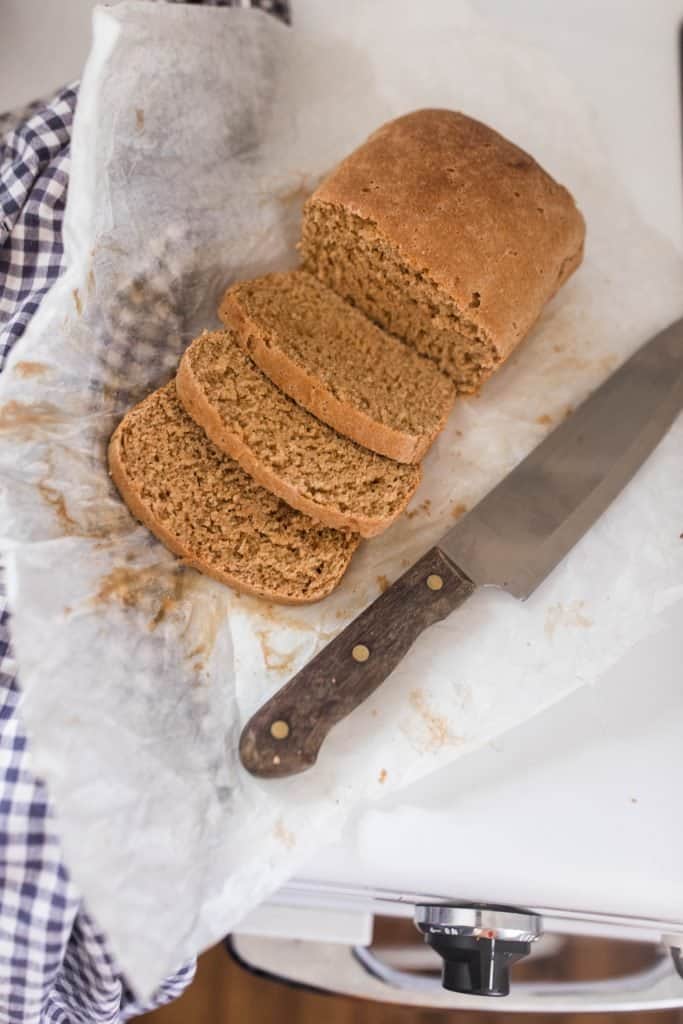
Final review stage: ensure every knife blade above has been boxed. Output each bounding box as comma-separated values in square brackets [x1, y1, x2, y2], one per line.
[240, 319, 683, 779]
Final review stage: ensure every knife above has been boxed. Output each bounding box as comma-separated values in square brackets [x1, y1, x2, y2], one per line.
[240, 319, 683, 779]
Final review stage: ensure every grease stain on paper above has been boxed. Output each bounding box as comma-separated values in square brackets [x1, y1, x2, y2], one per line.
[256, 628, 304, 675]
[408, 689, 460, 751]
[13, 361, 49, 378]
[0, 401, 63, 435]
[273, 818, 296, 849]
[36, 449, 131, 540]
[544, 600, 593, 639]
[246, 597, 343, 649]
[94, 562, 230, 665]
[96, 564, 180, 610]
[37, 481, 80, 535]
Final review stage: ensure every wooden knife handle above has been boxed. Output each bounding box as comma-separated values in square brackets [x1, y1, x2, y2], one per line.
[239, 548, 475, 779]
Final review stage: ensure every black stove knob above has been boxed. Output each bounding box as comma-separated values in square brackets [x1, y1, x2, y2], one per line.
[414, 904, 543, 997]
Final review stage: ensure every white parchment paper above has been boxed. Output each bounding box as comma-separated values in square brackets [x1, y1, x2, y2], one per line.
[0, 0, 682, 996]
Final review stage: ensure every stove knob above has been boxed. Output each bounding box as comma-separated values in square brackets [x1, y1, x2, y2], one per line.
[414, 903, 543, 997]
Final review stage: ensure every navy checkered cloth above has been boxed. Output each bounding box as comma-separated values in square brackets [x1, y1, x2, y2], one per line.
[0, 2, 289, 1020]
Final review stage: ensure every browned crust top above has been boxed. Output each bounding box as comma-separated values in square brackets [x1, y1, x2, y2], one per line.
[307, 109, 586, 357]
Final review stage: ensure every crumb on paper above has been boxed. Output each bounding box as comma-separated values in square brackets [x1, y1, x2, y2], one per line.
[377, 575, 389, 593]
[408, 688, 459, 751]
[87, 268, 96, 293]
[406, 498, 432, 521]
[13, 361, 49, 378]
[564, 405, 574, 419]
[273, 818, 296, 849]
[135, 108, 144, 132]
[148, 594, 178, 630]
[451, 502, 468, 520]
[370, 708, 378, 718]
[72, 288, 82, 316]
[536, 413, 552, 426]
[544, 600, 593, 639]
[378, 769, 388, 784]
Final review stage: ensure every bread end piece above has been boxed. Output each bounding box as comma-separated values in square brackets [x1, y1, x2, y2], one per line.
[108, 383, 359, 605]
[300, 108, 586, 393]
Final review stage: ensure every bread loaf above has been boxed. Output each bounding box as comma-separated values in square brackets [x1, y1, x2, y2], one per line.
[300, 109, 585, 393]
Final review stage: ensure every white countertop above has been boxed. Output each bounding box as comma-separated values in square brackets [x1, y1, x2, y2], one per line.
[303, 607, 683, 922]
[4, 0, 683, 920]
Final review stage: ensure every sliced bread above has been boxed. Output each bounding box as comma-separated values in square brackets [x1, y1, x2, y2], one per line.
[176, 330, 422, 537]
[300, 109, 585, 393]
[108, 382, 359, 604]
[219, 270, 455, 464]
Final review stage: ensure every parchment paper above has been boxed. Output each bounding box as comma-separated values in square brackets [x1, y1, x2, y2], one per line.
[0, 0, 682, 996]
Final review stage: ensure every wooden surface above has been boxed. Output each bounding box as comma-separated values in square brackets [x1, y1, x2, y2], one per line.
[140, 920, 683, 1024]
[240, 547, 475, 778]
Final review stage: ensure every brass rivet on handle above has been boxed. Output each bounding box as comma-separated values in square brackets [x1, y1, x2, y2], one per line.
[427, 574, 444, 591]
[270, 720, 290, 740]
[352, 644, 370, 663]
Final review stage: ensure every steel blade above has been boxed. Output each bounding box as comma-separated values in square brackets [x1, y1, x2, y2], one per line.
[440, 318, 683, 599]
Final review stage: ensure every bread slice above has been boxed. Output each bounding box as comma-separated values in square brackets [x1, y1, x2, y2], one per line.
[300, 109, 586, 394]
[219, 270, 455, 464]
[176, 330, 421, 537]
[108, 382, 359, 604]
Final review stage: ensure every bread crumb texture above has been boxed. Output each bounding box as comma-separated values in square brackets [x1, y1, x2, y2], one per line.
[220, 270, 454, 463]
[177, 330, 422, 536]
[108, 383, 358, 604]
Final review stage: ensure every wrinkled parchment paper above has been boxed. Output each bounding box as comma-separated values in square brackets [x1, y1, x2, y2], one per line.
[1, 0, 682, 996]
